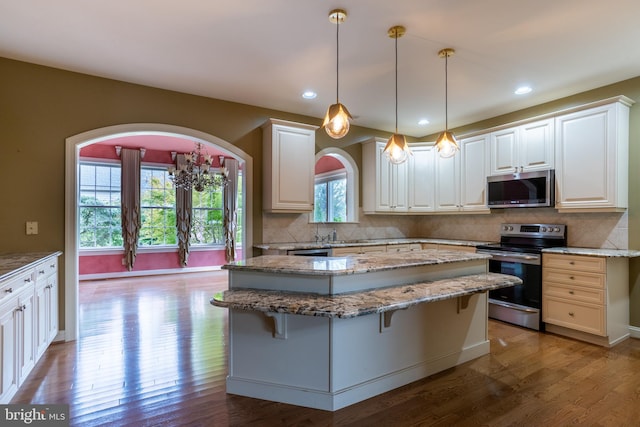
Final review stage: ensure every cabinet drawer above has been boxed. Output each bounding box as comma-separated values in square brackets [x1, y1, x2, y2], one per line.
[331, 247, 360, 256]
[543, 283, 604, 305]
[440, 245, 476, 253]
[387, 244, 421, 253]
[359, 245, 387, 254]
[543, 254, 605, 273]
[35, 257, 58, 280]
[543, 269, 604, 289]
[0, 269, 34, 302]
[421, 243, 438, 250]
[543, 297, 605, 336]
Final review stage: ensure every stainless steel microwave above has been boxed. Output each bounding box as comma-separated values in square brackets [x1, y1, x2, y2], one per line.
[486, 170, 555, 208]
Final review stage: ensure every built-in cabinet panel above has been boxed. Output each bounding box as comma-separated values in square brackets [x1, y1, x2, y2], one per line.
[407, 143, 436, 212]
[460, 134, 490, 212]
[489, 118, 554, 176]
[434, 153, 460, 212]
[554, 99, 631, 212]
[0, 253, 60, 404]
[262, 119, 318, 213]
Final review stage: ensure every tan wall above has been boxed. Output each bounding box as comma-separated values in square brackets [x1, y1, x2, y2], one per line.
[2, 56, 640, 330]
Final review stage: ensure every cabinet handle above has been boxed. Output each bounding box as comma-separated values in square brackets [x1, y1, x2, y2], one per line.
[16, 304, 26, 312]
[4, 288, 13, 293]
[569, 261, 575, 265]
[568, 312, 575, 317]
[46, 284, 53, 289]
[569, 290, 574, 295]
[569, 276, 575, 280]
[39, 269, 45, 275]
[50, 264, 55, 268]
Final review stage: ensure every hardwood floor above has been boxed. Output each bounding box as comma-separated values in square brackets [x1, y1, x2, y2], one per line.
[12, 271, 640, 426]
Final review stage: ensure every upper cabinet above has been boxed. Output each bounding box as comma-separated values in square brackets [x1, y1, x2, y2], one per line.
[363, 138, 409, 213]
[262, 119, 318, 213]
[489, 118, 554, 175]
[554, 97, 633, 212]
[407, 143, 437, 213]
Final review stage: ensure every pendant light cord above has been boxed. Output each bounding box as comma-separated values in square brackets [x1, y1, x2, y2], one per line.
[336, 16, 340, 103]
[444, 52, 449, 132]
[394, 30, 398, 134]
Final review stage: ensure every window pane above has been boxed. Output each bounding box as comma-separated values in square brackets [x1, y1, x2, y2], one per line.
[314, 183, 328, 222]
[140, 167, 176, 246]
[329, 178, 347, 222]
[79, 162, 122, 248]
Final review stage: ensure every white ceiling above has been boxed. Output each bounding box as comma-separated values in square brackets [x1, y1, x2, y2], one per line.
[2, 0, 640, 138]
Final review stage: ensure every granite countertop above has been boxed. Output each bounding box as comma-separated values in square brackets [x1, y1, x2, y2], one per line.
[0, 251, 63, 282]
[211, 272, 521, 318]
[255, 238, 493, 251]
[222, 250, 490, 276]
[542, 247, 640, 258]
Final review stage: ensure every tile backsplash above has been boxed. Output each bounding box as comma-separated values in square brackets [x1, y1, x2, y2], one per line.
[262, 208, 629, 249]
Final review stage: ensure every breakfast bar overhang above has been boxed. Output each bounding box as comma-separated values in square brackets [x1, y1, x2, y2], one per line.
[211, 250, 521, 411]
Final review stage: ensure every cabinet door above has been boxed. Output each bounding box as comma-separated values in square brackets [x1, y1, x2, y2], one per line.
[47, 275, 58, 344]
[434, 153, 460, 211]
[35, 282, 48, 358]
[375, 141, 408, 212]
[0, 302, 17, 404]
[554, 103, 624, 210]
[489, 127, 518, 175]
[519, 118, 554, 172]
[17, 290, 35, 385]
[262, 120, 317, 212]
[460, 134, 489, 212]
[407, 143, 435, 212]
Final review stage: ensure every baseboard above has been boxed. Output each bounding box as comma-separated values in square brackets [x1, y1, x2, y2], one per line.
[79, 265, 222, 281]
[226, 340, 490, 411]
[54, 330, 66, 342]
[629, 325, 640, 339]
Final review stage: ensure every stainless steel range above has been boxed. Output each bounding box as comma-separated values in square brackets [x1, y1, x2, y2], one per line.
[476, 223, 567, 331]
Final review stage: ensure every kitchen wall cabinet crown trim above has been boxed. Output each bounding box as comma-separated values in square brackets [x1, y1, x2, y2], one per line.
[262, 119, 318, 213]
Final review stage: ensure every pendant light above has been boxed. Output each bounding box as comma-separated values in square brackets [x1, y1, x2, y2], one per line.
[435, 48, 460, 158]
[383, 25, 412, 165]
[322, 9, 352, 139]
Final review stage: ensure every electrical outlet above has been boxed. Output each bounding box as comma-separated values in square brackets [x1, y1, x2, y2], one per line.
[26, 221, 38, 235]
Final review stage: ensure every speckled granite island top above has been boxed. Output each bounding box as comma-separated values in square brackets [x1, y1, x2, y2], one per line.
[542, 247, 640, 258]
[222, 250, 490, 276]
[211, 272, 521, 318]
[0, 251, 63, 282]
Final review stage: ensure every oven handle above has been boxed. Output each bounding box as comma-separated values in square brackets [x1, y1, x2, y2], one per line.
[489, 300, 539, 314]
[477, 250, 541, 265]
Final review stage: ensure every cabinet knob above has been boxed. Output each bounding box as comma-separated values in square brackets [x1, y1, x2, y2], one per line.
[568, 312, 575, 317]
[569, 276, 575, 280]
[569, 290, 574, 294]
[569, 261, 575, 265]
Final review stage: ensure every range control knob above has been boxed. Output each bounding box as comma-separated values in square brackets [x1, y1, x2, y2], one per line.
[554, 227, 561, 232]
[540, 226, 547, 232]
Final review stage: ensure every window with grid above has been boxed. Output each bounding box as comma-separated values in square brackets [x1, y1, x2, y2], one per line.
[191, 181, 224, 245]
[79, 162, 123, 248]
[139, 167, 177, 246]
[314, 171, 347, 222]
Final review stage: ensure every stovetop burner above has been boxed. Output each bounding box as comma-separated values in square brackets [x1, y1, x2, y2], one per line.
[477, 223, 567, 253]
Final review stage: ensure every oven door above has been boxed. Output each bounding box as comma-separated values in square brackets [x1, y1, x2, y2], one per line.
[479, 249, 543, 330]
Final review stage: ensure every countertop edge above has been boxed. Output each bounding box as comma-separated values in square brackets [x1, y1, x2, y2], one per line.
[0, 251, 63, 282]
[210, 272, 521, 318]
[542, 247, 640, 258]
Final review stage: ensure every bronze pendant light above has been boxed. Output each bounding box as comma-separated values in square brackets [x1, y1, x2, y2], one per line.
[435, 48, 459, 158]
[383, 25, 412, 164]
[322, 9, 353, 139]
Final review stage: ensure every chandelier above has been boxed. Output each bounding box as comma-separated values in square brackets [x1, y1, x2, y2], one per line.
[168, 143, 228, 192]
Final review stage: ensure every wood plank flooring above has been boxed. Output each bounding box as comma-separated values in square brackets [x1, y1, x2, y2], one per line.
[11, 271, 640, 426]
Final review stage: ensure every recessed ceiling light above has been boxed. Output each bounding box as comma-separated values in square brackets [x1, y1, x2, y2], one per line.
[515, 86, 532, 95]
[302, 91, 317, 99]
[418, 118, 429, 125]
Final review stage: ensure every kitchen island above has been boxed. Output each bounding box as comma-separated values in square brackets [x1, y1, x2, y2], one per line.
[211, 250, 520, 411]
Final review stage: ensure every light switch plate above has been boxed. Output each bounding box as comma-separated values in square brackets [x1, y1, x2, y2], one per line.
[26, 221, 38, 235]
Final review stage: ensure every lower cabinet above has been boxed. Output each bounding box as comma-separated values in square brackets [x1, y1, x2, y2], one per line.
[542, 253, 629, 347]
[0, 254, 60, 403]
[421, 243, 477, 253]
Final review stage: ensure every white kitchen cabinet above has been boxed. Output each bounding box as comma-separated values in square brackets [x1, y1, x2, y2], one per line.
[434, 134, 489, 213]
[460, 134, 490, 212]
[0, 252, 61, 404]
[262, 119, 318, 213]
[407, 143, 436, 212]
[554, 97, 632, 212]
[35, 257, 58, 359]
[362, 138, 409, 213]
[489, 118, 554, 175]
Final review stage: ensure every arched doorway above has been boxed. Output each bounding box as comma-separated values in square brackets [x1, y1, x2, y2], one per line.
[64, 123, 253, 341]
